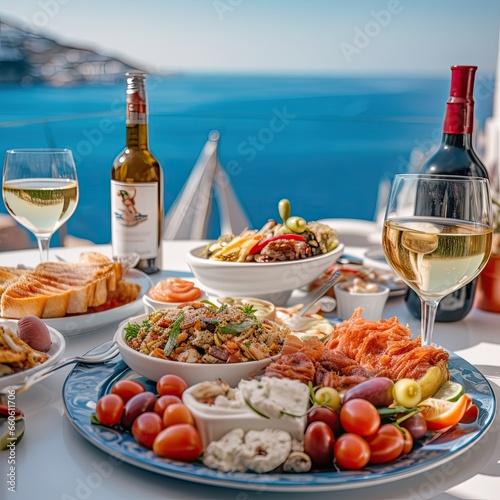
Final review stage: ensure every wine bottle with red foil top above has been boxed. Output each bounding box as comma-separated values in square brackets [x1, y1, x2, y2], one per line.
[405, 65, 490, 322]
[111, 72, 163, 274]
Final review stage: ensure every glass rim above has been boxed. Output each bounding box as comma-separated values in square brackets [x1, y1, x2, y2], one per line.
[394, 173, 489, 183]
[5, 148, 73, 155]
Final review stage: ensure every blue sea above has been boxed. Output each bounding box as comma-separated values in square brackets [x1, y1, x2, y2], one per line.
[0, 74, 494, 245]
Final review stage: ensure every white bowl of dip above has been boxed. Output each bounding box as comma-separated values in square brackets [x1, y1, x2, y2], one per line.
[142, 277, 208, 313]
[183, 377, 310, 448]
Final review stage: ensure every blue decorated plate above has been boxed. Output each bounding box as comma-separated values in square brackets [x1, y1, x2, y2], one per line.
[62, 348, 496, 492]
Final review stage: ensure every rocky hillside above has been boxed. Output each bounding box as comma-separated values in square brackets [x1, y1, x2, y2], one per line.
[0, 16, 143, 85]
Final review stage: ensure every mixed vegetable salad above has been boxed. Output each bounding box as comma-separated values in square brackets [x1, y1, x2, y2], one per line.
[201, 199, 339, 263]
[124, 302, 288, 363]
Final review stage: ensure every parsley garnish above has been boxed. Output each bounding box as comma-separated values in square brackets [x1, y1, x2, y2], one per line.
[240, 303, 257, 316]
[124, 322, 140, 341]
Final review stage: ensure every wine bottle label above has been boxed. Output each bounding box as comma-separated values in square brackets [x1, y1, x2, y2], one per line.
[126, 91, 147, 125]
[111, 180, 159, 259]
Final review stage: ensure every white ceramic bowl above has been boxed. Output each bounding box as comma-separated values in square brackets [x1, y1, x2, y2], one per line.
[0, 319, 66, 391]
[113, 313, 280, 387]
[186, 243, 344, 305]
[182, 379, 308, 448]
[334, 282, 390, 321]
[142, 277, 209, 314]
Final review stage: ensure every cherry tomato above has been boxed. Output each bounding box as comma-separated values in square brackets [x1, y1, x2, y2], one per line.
[334, 433, 371, 470]
[95, 394, 124, 426]
[162, 403, 195, 428]
[307, 407, 342, 437]
[314, 387, 341, 411]
[153, 424, 203, 461]
[156, 374, 188, 398]
[365, 424, 405, 463]
[304, 421, 335, 468]
[154, 395, 183, 417]
[340, 399, 380, 436]
[400, 427, 414, 455]
[132, 412, 163, 448]
[111, 380, 146, 403]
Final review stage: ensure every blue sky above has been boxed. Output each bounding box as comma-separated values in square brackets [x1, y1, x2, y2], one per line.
[0, 0, 499, 76]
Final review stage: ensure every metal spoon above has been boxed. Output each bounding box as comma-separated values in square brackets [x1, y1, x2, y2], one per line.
[296, 270, 343, 317]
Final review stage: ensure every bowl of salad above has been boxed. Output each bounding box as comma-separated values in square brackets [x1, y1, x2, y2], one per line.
[114, 303, 289, 386]
[186, 200, 343, 305]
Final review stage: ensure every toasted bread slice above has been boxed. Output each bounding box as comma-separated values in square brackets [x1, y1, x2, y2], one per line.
[79, 252, 123, 281]
[107, 279, 141, 304]
[1, 253, 136, 319]
[0, 266, 31, 280]
[1, 274, 71, 318]
[0, 266, 30, 297]
[34, 261, 116, 310]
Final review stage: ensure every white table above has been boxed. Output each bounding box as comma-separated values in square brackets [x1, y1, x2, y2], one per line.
[1, 241, 499, 500]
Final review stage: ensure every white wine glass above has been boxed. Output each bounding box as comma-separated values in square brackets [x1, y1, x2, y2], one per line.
[382, 174, 492, 347]
[2, 148, 79, 262]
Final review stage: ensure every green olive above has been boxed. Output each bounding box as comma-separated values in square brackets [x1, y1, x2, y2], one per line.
[278, 199, 291, 225]
[286, 216, 307, 233]
[277, 225, 294, 235]
[393, 378, 422, 408]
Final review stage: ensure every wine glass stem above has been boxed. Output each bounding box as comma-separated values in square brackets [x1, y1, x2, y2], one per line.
[421, 299, 439, 346]
[37, 236, 51, 263]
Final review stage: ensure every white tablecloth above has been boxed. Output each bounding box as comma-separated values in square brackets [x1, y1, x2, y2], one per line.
[1, 241, 499, 500]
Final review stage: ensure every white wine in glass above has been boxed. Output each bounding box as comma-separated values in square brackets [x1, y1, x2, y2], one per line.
[2, 148, 79, 262]
[382, 174, 492, 346]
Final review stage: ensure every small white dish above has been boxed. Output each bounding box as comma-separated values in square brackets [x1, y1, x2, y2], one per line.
[0, 319, 66, 391]
[334, 282, 390, 321]
[143, 290, 209, 314]
[113, 313, 280, 387]
[143, 277, 208, 313]
[216, 297, 277, 321]
[182, 378, 309, 448]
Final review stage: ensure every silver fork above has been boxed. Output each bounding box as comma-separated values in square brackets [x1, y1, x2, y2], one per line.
[1, 341, 119, 395]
